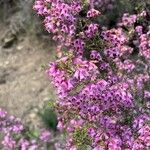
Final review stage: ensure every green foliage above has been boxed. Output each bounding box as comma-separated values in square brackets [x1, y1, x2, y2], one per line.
[73, 127, 91, 149]
[38, 106, 58, 131]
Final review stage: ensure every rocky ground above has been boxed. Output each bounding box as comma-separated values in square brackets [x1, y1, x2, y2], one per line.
[0, 24, 57, 128]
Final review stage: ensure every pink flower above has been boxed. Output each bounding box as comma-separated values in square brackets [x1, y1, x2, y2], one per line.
[87, 8, 101, 18]
[40, 130, 51, 142]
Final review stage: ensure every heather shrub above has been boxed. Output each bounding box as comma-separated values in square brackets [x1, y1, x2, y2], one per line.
[0, 108, 51, 149]
[0, 0, 150, 150]
[33, 0, 150, 149]
[0, 107, 63, 150]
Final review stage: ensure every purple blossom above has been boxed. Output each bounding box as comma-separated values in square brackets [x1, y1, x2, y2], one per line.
[33, 1, 150, 149]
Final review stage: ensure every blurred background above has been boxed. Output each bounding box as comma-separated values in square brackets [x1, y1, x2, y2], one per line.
[0, 0, 149, 132]
[0, 0, 57, 130]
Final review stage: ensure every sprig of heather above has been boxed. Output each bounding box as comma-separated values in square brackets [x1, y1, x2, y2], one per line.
[0, 108, 62, 150]
[34, 0, 150, 149]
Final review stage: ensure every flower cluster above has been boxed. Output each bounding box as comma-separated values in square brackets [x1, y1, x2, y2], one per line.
[34, 0, 150, 149]
[33, 0, 82, 47]
[0, 108, 59, 150]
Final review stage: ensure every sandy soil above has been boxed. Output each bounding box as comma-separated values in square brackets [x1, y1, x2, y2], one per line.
[0, 26, 56, 122]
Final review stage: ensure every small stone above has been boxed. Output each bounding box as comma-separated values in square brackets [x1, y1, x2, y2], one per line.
[32, 77, 36, 80]
[0, 63, 3, 67]
[17, 45, 23, 50]
[33, 108, 39, 113]
[5, 61, 10, 65]
[32, 88, 36, 92]
[2, 35, 16, 48]
[29, 113, 36, 119]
